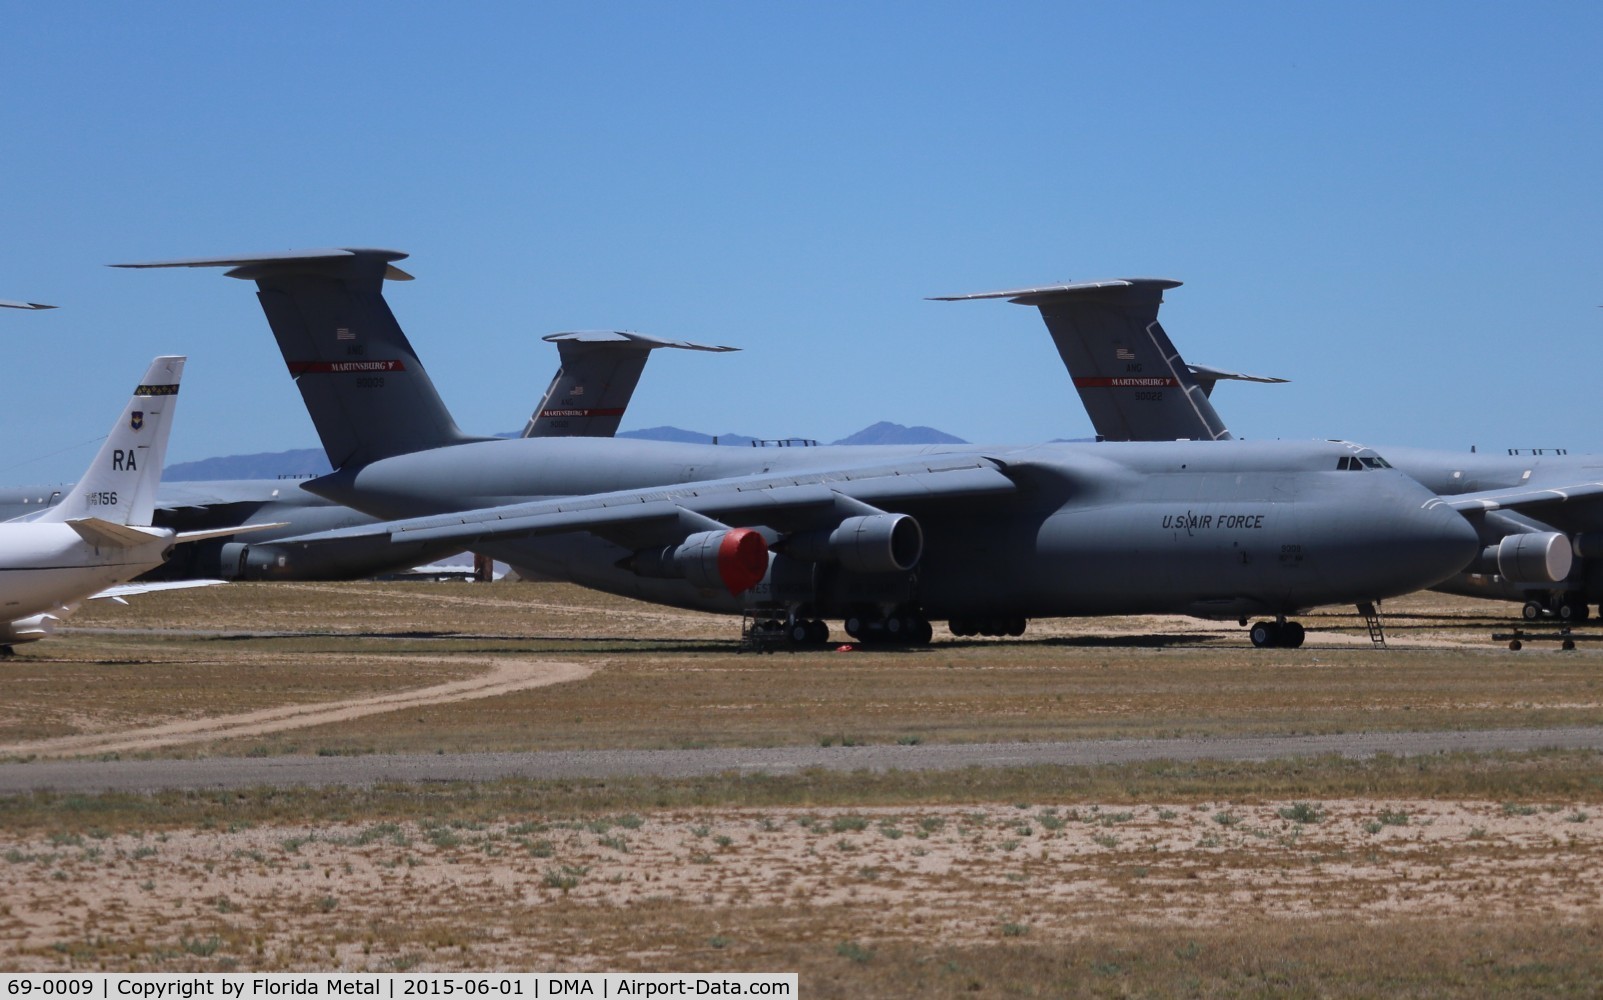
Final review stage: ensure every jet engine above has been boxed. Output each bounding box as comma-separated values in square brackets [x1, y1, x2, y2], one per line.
[0, 613, 60, 644]
[630, 527, 769, 595]
[782, 514, 923, 573]
[1572, 532, 1603, 559]
[1477, 532, 1574, 584]
[221, 541, 291, 580]
[216, 538, 460, 581]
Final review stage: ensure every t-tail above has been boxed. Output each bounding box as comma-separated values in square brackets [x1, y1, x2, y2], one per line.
[35, 355, 184, 527]
[524, 331, 738, 438]
[933, 279, 1280, 442]
[114, 249, 482, 471]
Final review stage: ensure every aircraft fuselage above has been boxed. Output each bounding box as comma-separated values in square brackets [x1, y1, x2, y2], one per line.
[300, 436, 1477, 620]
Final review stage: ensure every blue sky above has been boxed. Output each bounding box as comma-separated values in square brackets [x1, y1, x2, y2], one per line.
[1, 1, 1598, 482]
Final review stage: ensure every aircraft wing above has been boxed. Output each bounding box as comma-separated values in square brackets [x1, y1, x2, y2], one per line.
[0, 300, 56, 310]
[1437, 480, 1603, 534]
[272, 455, 1017, 551]
[90, 578, 226, 604]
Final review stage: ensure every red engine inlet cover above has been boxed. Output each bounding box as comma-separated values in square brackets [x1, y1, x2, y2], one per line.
[717, 528, 769, 595]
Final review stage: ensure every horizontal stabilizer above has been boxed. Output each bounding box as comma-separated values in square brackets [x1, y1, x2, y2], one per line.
[0, 299, 56, 310]
[113, 249, 415, 282]
[929, 278, 1182, 305]
[67, 518, 165, 548]
[1188, 364, 1288, 386]
[542, 331, 739, 353]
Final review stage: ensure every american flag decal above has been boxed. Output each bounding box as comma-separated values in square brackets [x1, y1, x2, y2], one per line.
[336, 328, 355, 341]
[1116, 347, 1135, 360]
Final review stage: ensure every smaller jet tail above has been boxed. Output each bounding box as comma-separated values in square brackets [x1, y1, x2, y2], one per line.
[35, 356, 184, 527]
[933, 279, 1233, 442]
[524, 331, 738, 438]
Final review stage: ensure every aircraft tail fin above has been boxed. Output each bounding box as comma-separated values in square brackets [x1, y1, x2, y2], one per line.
[114, 249, 479, 470]
[524, 331, 738, 438]
[933, 279, 1232, 442]
[37, 355, 184, 527]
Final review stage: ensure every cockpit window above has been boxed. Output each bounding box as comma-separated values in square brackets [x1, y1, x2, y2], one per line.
[1340, 450, 1394, 470]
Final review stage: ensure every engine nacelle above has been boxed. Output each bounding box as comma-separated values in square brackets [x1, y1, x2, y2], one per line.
[0, 613, 60, 645]
[1572, 532, 1603, 559]
[631, 528, 769, 595]
[784, 514, 923, 573]
[1482, 532, 1573, 584]
[220, 542, 290, 580]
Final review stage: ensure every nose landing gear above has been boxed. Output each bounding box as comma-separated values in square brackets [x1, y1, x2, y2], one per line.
[1248, 618, 1306, 648]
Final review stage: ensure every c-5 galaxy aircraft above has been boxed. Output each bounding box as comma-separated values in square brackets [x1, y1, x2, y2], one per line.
[0, 326, 731, 582]
[0, 356, 279, 651]
[938, 279, 1603, 622]
[120, 248, 1482, 647]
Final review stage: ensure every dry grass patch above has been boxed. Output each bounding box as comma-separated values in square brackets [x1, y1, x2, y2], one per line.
[3, 798, 1600, 992]
[0, 584, 1595, 758]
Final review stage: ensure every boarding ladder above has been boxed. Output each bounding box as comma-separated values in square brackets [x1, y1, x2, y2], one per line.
[1357, 601, 1386, 648]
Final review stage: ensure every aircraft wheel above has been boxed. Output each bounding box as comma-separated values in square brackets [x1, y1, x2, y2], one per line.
[1557, 595, 1589, 622]
[911, 618, 934, 645]
[1249, 621, 1279, 648]
[808, 619, 830, 644]
[844, 616, 865, 639]
[788, 621, 813, 645]
[1522, 601, 1544, 621]
[1006, 617, 1026, 637]
[1282, 622, 1306, 648]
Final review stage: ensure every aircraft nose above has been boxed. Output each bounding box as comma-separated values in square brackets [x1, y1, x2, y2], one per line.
[1388, 495, 1482, 594]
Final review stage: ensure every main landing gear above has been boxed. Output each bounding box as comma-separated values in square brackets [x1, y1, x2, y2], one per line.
[948, 615, 1027, 638]
[844, 612, 934, 645]
[1248, 617, 1305, 648]
[739, 614, 830, 652]
[786, 617, 831, 645]
[1522, 592, 1591, 623]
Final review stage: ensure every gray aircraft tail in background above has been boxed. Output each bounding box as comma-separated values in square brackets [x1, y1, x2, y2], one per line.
[524, 331, 737, 439]
[119, 249, 483, 469]
[933, 280, 1284, 442]
[954, 275, 1603, 623]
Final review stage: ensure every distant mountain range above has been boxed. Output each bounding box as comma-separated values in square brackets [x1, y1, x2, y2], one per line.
[162, 422, 969, 481]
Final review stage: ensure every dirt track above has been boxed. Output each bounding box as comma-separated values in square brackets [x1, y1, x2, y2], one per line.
[0, 656, 592, 758]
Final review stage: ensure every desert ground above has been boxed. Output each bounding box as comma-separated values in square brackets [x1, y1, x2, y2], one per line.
[1, 582, 1600, 996]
